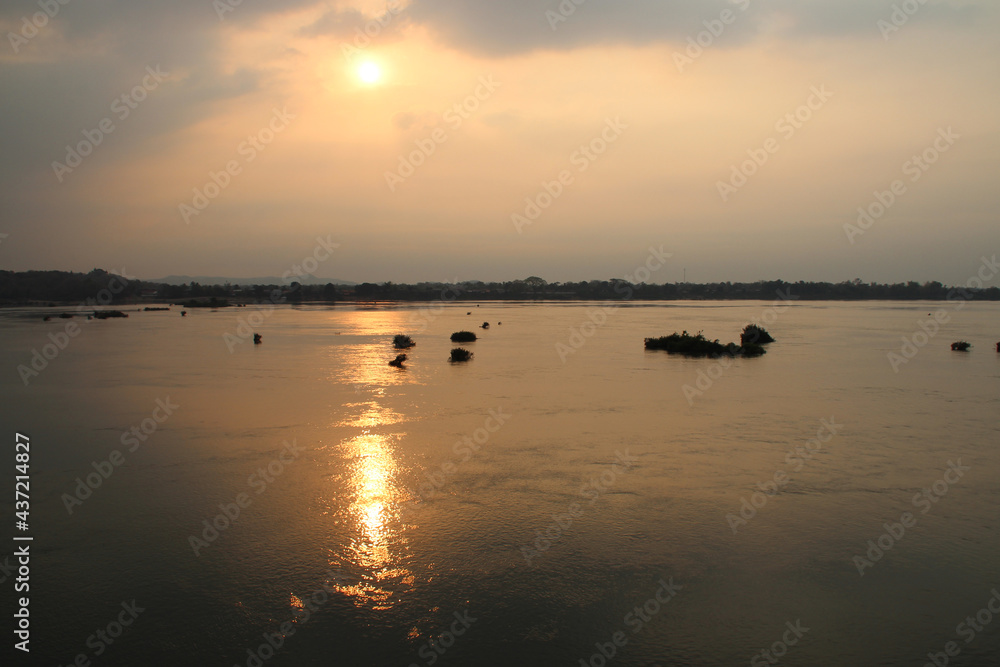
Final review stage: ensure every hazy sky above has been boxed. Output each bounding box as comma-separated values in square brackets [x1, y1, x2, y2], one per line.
[1, 0, 998, 285]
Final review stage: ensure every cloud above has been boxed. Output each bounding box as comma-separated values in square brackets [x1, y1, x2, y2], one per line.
[403, 0, 990, 56]
[300, 2, 410, 40]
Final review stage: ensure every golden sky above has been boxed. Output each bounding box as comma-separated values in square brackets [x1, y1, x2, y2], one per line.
[1, 0, 998, 283]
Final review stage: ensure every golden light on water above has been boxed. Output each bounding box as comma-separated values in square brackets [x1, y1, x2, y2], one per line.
[343, 431, 403, 569]
[320, 315, 428, 608]
[333, 428, 411, 609]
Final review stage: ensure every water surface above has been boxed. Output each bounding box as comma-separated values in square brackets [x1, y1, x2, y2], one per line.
[1, 300, 998, 666]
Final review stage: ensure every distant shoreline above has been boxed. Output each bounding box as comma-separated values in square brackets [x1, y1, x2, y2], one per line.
[3, 297, 999, 310]
[1, 269, 997, 306]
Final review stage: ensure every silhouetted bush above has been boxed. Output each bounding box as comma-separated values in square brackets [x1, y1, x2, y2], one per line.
[389, 353, 407, 367]
[951, 341, 971, 351]
[645, 331, 766, 358]
[92, 310, 128, 319]
[393, 334, 415, 349]
[451, 331, 477, 342]
[449, 348, 473, 362]
[741, 324, 775, 345]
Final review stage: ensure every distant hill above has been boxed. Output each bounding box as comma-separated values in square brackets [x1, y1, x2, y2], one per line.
[148, 275, 356, 286]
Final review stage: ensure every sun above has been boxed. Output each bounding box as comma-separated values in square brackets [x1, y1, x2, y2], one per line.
[357, 61, 381, 84]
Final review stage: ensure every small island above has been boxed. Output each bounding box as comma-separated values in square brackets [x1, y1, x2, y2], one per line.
[645, 331, 766, 358]
[449, 348, 473, 363]
[741, 324, 775, 345]
[393, 334, 415, 349]
[92, 310, 128, 319]
[451, 331, 477, 343]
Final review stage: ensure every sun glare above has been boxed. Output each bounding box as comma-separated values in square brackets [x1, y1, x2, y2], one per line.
[358, 61, 381, 84]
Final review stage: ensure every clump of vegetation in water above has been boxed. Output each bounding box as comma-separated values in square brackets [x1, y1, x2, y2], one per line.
[389, 353, 407, 368]
[92, 310, 128, 319]
[451, 331, 477, 343]
[393, 334, 415, 349]
[951, 341, 971, 351]
[741, 324, 775, 345]
[481, 322, 490, 329]
[644, 331, 766, 358]
[449, 348, 473, 363]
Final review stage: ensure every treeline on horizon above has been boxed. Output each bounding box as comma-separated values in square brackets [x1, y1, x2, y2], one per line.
[1, 269, 998, 305]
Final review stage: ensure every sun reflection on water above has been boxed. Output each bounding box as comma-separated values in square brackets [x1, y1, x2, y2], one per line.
[320, 315, 428, 609]
[334, 405, 418, 603]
